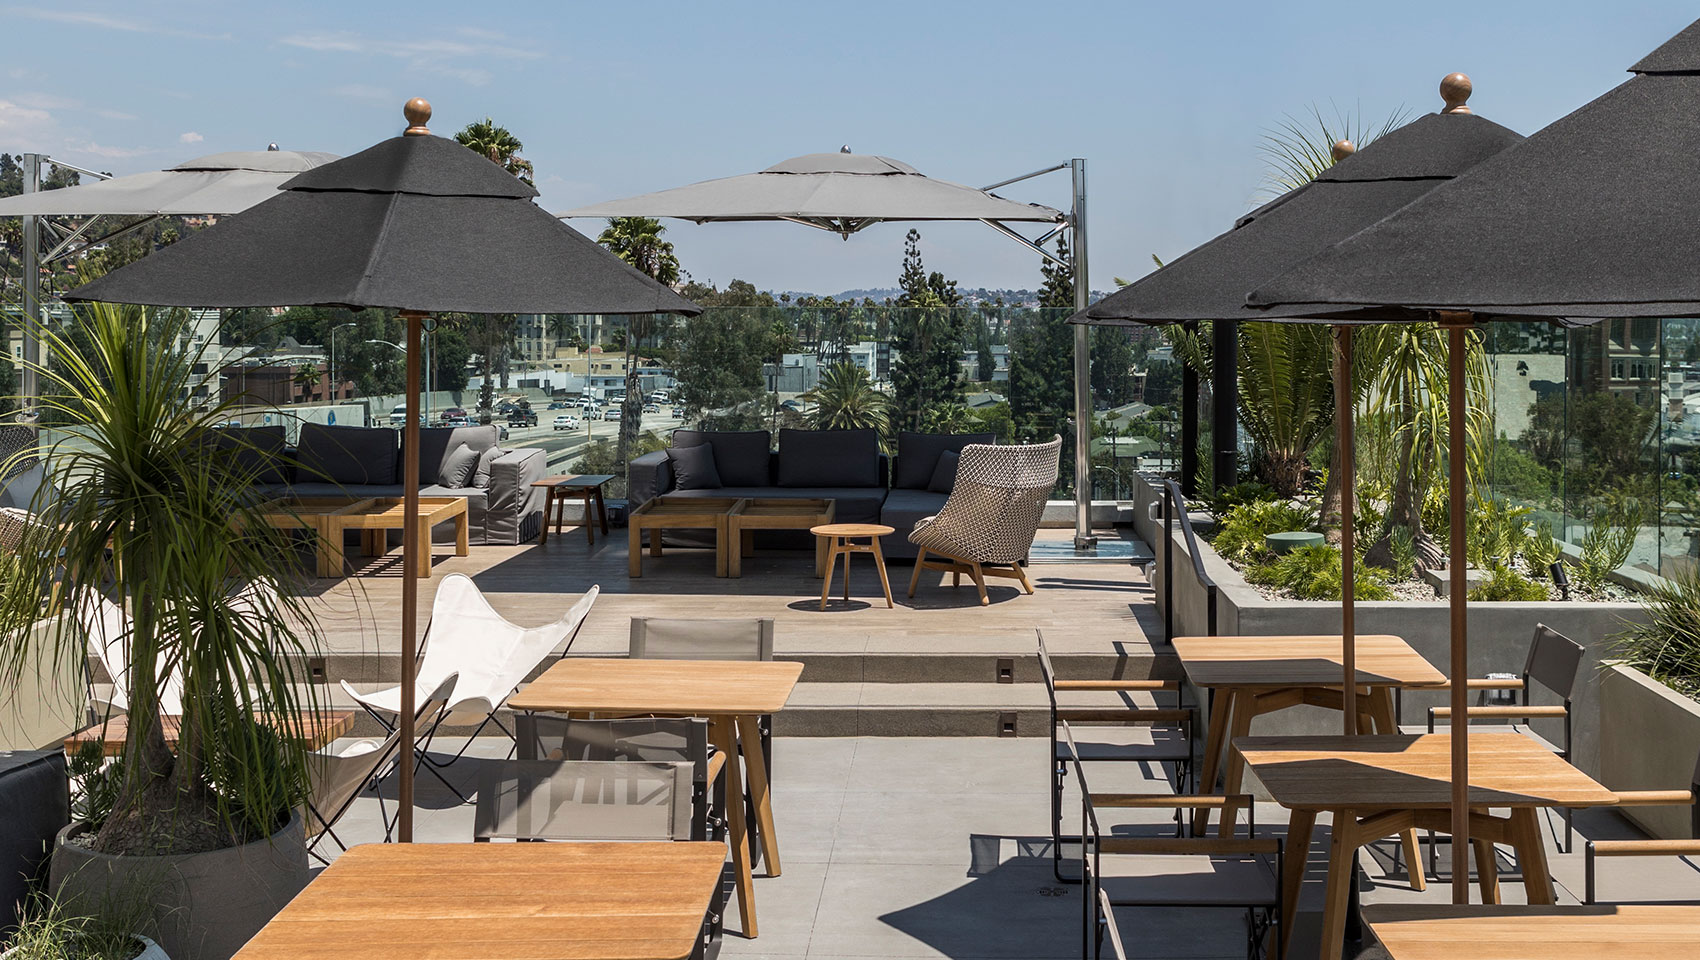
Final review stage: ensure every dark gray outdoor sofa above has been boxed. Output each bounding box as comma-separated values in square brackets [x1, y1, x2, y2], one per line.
[628, 428, 995, 560]
[231, 423, 546, 545]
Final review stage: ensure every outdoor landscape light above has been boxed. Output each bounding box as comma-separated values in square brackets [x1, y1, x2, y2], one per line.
[1551, 562, 1571, 600]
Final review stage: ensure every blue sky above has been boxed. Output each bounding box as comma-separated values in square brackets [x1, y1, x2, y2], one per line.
[1, 1, 1693, 295]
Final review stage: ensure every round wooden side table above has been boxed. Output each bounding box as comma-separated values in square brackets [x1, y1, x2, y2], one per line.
[810, 523, 895, 610]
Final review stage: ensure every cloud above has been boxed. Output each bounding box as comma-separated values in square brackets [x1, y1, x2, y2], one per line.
[10, 92, 81, 110]
[94, 109, 138, 121]
[279, 27, 541, 74]
[0, 99, 56, 144]
[179, 131, 204, 144]
[5, 8, 230, 41]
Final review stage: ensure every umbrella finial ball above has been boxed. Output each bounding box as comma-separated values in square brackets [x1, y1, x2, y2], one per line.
[403, 97, 433, 136]
[1440, 73, 1473, 114]
[1331, 140, 1356, 163]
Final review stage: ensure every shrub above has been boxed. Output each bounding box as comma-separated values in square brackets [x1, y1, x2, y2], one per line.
[1611, 562, 1700, 699]
[1576, 501, 1643, 589]
[1198, 480, 1275, 517]
[1467, 498, 1533, 567]
[1387, 526, 1417, 581]
[1521, 520, 1564, 578]
[1248, 544, 1393, 601]
[1211, 499, 1317, 565]
[1468, 561, 1550, 602]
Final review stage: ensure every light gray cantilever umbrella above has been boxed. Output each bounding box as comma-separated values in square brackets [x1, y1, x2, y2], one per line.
[66, 98, 700, 842]
[1245, 23, 1700, 906]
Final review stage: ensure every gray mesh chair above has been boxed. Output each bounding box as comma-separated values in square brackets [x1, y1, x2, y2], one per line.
[1427, 623, 1584, 859]
[1039, 629, 1194, 883]
[1070, 723, 1282, 960]
[907, 437, 1061, 605]
[630, 616, 775, 864]
[1584, 748, 1700, 904]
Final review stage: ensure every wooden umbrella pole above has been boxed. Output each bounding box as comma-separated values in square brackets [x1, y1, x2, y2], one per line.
[1334, 324, 1357, 734]
[1439, 309, 1472, 902]
[398, 309, 425, 841]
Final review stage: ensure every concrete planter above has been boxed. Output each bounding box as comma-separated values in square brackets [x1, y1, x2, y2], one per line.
[1600, 662, 1700, 839]
[49, 813, 307, 960]
[1, 935, 167, 960]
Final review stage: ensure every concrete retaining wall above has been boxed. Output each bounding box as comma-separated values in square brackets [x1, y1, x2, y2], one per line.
[1134, 473, 1649, 780]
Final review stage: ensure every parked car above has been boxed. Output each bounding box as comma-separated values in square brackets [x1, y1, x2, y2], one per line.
[389, 404, 410, 426]
[602, 408, 622, 421]
[508, 409, 538, 427]
[781, 399, 804, 411]
[671, 406, 684, 418]
[642, 403, 660, 414]
[553, 414, 580, 431]
[649, 391, 670, 404]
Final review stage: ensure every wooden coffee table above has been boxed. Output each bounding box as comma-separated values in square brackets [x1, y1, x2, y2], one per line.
[727, 498, 836, 578]
[533, 474, 614, 546]
[811, 523, 895, 610]
[628, 496, 742, 578]
[256, 497, 375, 577]
[323, 497, 469, 578]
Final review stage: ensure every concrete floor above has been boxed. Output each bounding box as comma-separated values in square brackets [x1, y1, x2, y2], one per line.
[315, 735, 1700, 960]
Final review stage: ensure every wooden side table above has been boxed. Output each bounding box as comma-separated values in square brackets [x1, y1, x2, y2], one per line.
[811, 523, 895, 610]
[627, 496, 743, 578]
[726, 498, 835, 578]
[532, 474, 614, 546]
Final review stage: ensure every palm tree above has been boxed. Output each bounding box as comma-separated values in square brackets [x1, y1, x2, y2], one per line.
[293, 361, 321, 402]
[596, 217, 681, 472]
[804, 363, 890, 435]
[452, 117, 534, 185]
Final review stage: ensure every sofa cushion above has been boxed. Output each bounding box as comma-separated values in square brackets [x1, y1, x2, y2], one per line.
[778, 429, 878, 488]
[663, 485, 888, 525]
[297, 424, 398, 486]
[440, 443, 479, 487]
[214, 425, 290, 486]
[283, 482, 407, 499]
[878, 487, 952, 559]
[672, 430, 771, 487]
[405, 425, 499, 486]
[667, 443, 722, 490]
[472, 445, 501, 488]
[894, 432, 996, 490]
[928, 449, 961, 494]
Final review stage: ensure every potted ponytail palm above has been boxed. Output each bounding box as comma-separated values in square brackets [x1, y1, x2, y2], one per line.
[0, 301, 329, 960]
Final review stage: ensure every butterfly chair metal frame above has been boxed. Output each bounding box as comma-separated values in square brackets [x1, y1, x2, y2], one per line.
[1041, 629, 1194, 883]
[1070, 722, 1281, 960]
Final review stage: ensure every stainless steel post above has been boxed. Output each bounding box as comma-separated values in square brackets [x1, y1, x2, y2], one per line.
[1070, 159, 1094, 549]
[21, 153, 42, 409]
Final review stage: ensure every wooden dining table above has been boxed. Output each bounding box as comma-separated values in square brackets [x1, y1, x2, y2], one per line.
[232, 841, 727, 960]
[1237, 731, 1617, 959]
[1173, 634, 1447, 840]
[505, 657, 804, 939]
[1362, 903, 1700, 959]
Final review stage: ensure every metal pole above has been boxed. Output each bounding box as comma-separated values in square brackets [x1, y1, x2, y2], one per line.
[1181, 322, 1199, 496]
[1211, 319, 1237, 490]
[1334, 325, 1357, 735]
[21, 153, 42, 409]
[1439, 310, 1472, 902]
[397, 310, 425, 842]
[1070, 159, 1095, 549]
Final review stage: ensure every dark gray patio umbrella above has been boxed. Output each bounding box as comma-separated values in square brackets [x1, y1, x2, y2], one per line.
[66, 98, 700, 842]
[1246, 24, 1700, 903]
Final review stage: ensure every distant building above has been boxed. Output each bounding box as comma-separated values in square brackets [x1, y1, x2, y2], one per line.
[765, 353, 820, 394]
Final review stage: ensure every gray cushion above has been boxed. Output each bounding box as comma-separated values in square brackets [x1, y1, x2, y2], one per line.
[777, 429, 878, 488]
[894, 432, 995, 490]
[406, 425, 500, 485]
[472, 445, 501, 488]
[878, 487, 950, 559]
[667, 443, 721, 490]
[297, 424, 398, 486]
[440, 443, 479, 487]
[928, 449, 960, 493]
[214, 425, 290, 486]
[284, 482, 406, 498]
[672, 430, 771, 487]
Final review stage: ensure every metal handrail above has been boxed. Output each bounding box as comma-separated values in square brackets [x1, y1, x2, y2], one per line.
[1159, 478, 1218, 642]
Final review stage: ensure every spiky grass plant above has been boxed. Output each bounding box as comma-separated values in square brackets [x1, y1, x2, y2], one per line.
[1612, 563, 1700, 700]
[1257, 103, 1413, 196]
[0, 300, 326, 855]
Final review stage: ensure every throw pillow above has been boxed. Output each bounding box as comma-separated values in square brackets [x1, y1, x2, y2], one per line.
[894, 431, 996, 489]
[776, 428, 878, 488]
[928, 449, 961, 494]
[671, 430, 771, 486]
[472, 446, 502, 488]
[668, 443, 723, 490]
[439, 443, 479, 488]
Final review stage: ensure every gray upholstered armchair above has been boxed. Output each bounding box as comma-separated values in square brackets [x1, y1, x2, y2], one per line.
[906, 436, 1062, 605]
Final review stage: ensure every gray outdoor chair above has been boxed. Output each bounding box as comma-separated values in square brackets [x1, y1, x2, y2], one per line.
[1584, 747, 1700, 904]
[1039, 629, 1194, 883]
[907, 437, 1061, 605]
[1069, 722, 1282, 960]
[630, 616, 775, 865]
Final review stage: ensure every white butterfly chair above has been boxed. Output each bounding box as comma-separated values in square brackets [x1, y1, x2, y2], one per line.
[77, 592, 185, 720]
[303, 672, 458, 862]
[342, 575, 599, 802]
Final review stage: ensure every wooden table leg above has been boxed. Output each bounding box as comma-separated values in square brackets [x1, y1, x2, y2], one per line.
[417, 520, 433, 577]
[841, 539, 851, 601]
[1217, 692, 1259, 838]
[715, 517, 729, 579]
[583, 493, 594, 546]
[539, 488, 552, 545]
[595, 487, 609, 535]
[455, 513, 470, 558]
[555, 489, 567, 540]
[1473, 837, 1500, 903]
[650, 528, 663, 558]
[1508, 807, 1556, 904]
[628, 520, 643, 577]
[316, 520, 340, 578]
[1319, 809, 1359, 960]
[1367, 687, 1427, 892]
[1280, 807, 1315, 958]
[709, 716, 756, 938]
[736, 714, 781, 876]
[819, 541, 838, 610]
[870, 538, 894, 608]
[1193, 688, 1235, 835]
[728, 522, 744, 579]
[814, 531, 828, 578]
